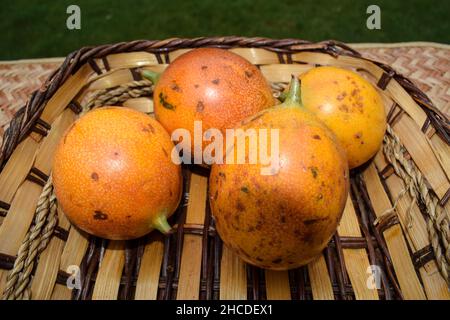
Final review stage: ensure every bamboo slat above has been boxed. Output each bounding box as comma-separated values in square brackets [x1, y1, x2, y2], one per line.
[176, 173, 208, 300]
[135, 234, 164, 300]
[123, 98, 153, 114]
[55, 221, 90, 298]
[307, 255, 334, 300]
[101, 52, 159, 70]
[51, 283, 72, 300]
[363, 164, 426, 299]
[430, 135, 450, 181]
[392, 116, 450, 198]
[0, 137, 39, 206]
[91, 240, 126, 300]
[40, 64, 93, 124]
[219, 245, 247, 300]
[265, 270, 291, 300]
[338, 197, 379, 300]
[30, 208, 71, 299]
[35, 109, 76, 175]
[230, 48, 281, 65]
[260, 64, 312, 83]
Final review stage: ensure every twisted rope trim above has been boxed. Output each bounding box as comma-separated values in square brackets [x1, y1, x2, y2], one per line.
[2, 175, 57, 300]
[383, 124, 450, 286]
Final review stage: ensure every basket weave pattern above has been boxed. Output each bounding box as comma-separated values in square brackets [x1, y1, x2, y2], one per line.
[0, 37, 449, 300]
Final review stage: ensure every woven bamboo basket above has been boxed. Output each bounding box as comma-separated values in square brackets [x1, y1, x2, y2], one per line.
[0, 37, 449, 300]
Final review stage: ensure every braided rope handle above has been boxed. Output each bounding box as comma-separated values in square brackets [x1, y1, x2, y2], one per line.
[2, 176, 57, 300]
[383, 125, 450, 286]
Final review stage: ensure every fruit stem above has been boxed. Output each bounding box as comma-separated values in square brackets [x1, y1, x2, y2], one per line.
[152, 211, 172, 235]
[282, 75, 303, 108]
[141, 69, 161, 84]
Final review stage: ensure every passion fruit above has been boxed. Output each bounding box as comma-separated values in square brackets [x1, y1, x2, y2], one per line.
[300, 66, 386, 168]
[52, 107, 182, 240]
[148, 48, 275, 157]
[209, 77, 349, 270]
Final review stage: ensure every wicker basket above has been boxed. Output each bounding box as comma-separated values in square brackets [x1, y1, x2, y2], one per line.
[0, 37, 449, 300]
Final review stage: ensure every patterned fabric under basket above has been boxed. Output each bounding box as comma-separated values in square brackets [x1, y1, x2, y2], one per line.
[0, 37, 449, 300]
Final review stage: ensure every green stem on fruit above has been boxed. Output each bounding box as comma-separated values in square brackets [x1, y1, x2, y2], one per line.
[280, 75, 303, 108]
[141, 69, 161, 84]
[152, 210, 171, 234]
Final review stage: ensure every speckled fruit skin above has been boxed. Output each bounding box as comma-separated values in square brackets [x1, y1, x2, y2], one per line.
[209, 99, 349, 270]
[300, 66, 386, 168]
[52, 107, 182, 240]
[153, 48, 274, 154]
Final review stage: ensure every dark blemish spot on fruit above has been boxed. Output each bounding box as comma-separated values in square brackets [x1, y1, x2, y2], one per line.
[354, 132, 362, 139]
[159, 92, 175, 110]
[313, 134, 321, 140]
[218, 172, 226, 180]
[236, 201, 245, 212]
[302, 232, 314, 243]
[162, 147, 169, 157]
[241, 186, 249, 193]
[147, 123, 155, 133]
[93, 210, 108, 220]
[126, 215, 132, 219]
[141, 123, 154, 133]
[91, 172, 99, 181]
[201, 65, 208, 70]
[248, 226, 255, 232]
[337, 92, 346, 101]
[169, 189, 173, 197]
[351, 89, 360, 97]
[303, 217, 327, 225]
[316, 194, 324, 201]
[272, 258, 282, 264]
[171, 83, 181, 92]
[339, 104, 349, 113]
[333, 80, 338, 85]
[280, 215, 286, 223]
[309, 166, 319, 178]
[194, 84, 199, 88]
[114, 151, 119, 157]
[214, 190, 218, 200]
[360, 141, 365, 144]
[256, 257, 264, 262]
[196, 101, 205, 112]
[255, 218, 264, 230]
[212, 79, 220, 85]
[245, 70, 253, 78]
[346, 76, 351, 80]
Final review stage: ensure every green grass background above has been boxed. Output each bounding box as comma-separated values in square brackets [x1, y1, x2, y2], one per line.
[1, 0, 449, 60]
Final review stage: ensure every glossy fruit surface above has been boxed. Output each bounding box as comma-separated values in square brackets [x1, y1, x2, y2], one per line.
[301, 66, 386, 168]
[209, 78, 349, 270]
[153, 48, 274, 155]
[53, 107, 182, 240]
